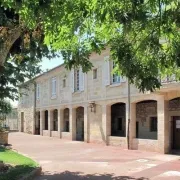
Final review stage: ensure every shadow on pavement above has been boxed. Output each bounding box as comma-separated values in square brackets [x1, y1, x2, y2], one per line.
[35, 171, 149, 180]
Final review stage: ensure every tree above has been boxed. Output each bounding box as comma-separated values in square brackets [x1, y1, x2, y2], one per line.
[1, 0, 180, 93]
[0, 4, 55, 110]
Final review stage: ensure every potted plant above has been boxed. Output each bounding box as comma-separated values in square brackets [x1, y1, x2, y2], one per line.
[0, 100, 12, 145]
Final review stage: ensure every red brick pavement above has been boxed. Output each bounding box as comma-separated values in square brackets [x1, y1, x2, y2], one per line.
[9, 132, 180, 180]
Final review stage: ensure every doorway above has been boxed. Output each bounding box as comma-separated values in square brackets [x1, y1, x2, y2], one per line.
[76, 107, 84, 141]
[35, 112, 40, 135]
[21, 112, 24, 132]
[172, 116, 180, 150]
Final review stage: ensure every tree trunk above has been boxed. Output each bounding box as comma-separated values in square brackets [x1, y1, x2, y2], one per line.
[0, 26, 22, 70]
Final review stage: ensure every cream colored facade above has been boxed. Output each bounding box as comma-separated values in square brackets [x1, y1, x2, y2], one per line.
[18, 49, 180, 154]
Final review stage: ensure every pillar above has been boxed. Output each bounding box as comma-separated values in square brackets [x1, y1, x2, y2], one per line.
[102, 104, 111, 145]
[69, 107, 76, 140]
[157, 96, 169, 153]
[58, 109, 64, 138]
[48, 109, 53, 137]
[84, 105, 89, 143]
[40, 110, 44, 135]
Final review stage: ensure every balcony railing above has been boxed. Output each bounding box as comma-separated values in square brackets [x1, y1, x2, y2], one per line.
[160, 74, 177, 84]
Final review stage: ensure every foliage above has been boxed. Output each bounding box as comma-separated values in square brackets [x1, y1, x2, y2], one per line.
[0, 147, 38, 180]
[1, 0, 180, 92]
[0, 3, 55, 111]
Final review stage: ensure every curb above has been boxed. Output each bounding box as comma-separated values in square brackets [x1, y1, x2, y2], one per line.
[19, 166, 42, 180]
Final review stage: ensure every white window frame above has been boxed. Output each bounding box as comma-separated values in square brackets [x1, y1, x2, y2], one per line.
[51, 77, 57, 98]
[111, 61, 120, 84]
[36, 84, 40, 100]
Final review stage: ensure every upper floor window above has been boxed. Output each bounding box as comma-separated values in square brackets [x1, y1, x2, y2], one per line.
[51, 77, 57, 97]
[93, 69, 97, 79]
[63, 79, 66, 88]
[71, 68, 84, 92]
[103, 56, 126, 86]
[74, 70, 80, 91]
[36, 84, 40, 100]
[112, 62, 120, 84]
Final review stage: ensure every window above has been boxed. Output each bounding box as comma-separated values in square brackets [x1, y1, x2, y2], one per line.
[51, 77, 57, 97]
[150, 117, 157, 132]
[93, 69, 97, 79]
[63, 79, 66, 88]
[36, 84, 40, 100]
[74, 70, 80, 91]
[112, 62, 120, 84]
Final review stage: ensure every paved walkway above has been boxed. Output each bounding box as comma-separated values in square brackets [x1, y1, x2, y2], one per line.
[9, 132, 180, 180]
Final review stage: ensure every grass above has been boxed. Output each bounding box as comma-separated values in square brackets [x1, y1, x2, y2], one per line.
[0, 147, 38, 180]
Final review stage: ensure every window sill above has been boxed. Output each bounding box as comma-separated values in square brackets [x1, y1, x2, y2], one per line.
[51, 95, 57, 99]
[109, 82, 121, 87]
[73, 90, 83, 94]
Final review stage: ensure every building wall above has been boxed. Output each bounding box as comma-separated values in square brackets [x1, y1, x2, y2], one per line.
[136, 101, 157, 140]
[18, 49, 180, 153]
[18, 83, 35, 134]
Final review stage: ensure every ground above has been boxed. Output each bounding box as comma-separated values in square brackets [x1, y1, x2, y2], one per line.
[9, 132, 180, 180]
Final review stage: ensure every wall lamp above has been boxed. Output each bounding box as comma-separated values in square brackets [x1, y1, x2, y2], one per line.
[89, 101, 96, 113]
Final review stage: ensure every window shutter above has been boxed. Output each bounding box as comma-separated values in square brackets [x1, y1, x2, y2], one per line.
[54, 78, 57, 95]
[51, 77, 56, 96]
[71, 69, 74, 93]
[36, 84, 40, 99]
[121, 76, 126, 83]
[103, 56, 110, 86]
[51, 78, 54, 95]
[79, 68, 85, 91]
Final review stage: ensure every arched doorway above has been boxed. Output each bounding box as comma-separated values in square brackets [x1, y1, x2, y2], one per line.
[45, 110, 48, 130]
[64, 108, 69, 132]
[136, 100, 157, 140]
[76, 107, 84, 141]
[169, 97, 180, 150]
[111, 103, 126, 137]
[35, 111, 40, 135]
[53, 109, 58, 131]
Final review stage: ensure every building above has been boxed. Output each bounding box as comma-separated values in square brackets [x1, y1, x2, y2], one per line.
[18, 49, 180, 154]
[5, 108, 18, 131]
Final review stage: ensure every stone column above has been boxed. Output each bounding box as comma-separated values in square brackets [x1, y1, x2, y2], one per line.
[102, 104, 111, 145]
[84, 104, 89, 143]
[129, 103, 136, 149]
[40, 110, 44, 136]
[58, 109, 64, 138]
[69, 107, 76, 140]
[157, 96, 169, 153]
[48, 109, 53, 137]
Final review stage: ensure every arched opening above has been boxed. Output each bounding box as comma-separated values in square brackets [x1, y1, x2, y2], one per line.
[53, 109, 58, 131]
[35, 111, 40, 135]
[169, 97, 180, 150]
[64, 108, 69, 132]
[76, 107, 84, 141]
[136, 100, 157, 140]
[111, 103, 126, 137]
[45, 110, 48, 130]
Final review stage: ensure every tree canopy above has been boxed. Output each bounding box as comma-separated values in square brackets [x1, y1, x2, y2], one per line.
[1, 0, 180, 94]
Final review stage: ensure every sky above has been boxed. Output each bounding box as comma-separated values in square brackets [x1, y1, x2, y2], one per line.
[11, 56, 64, 107]
[39, 56, 64, 71]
